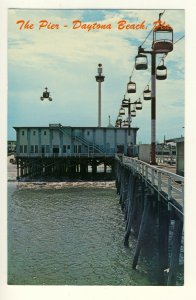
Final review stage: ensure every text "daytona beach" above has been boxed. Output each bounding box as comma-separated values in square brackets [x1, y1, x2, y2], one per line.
[72, 20, 147, 31]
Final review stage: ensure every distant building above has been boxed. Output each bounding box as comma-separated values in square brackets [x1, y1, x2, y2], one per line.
[166, 137, 184, 176]
[8, 140, 16, 154]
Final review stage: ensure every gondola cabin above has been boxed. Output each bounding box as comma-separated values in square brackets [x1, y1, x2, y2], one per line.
[143, 85, 151, 100]
[156, 61, 167, 80]
[123, 120, 129, 127]
[152, 26, 173, 53]
[127, 80, 136, 93]
[136, 99, 142, 110]
[131, 108, 136, 117]
[122, 99, 129, 108]
[119, 107, 125, 116]
[135, 54, 148, 70]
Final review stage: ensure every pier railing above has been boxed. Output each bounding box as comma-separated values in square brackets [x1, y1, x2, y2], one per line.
[117, 155, 184, 213]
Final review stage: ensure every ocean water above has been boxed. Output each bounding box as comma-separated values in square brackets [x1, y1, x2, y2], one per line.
[8, 181, 157, 286]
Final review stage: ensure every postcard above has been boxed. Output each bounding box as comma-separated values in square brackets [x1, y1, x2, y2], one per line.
[1, 1, 196, 300]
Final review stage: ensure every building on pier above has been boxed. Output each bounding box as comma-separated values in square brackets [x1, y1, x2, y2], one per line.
[13, 124, 139, 179]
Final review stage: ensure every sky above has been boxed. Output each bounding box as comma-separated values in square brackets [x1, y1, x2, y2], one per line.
[8, 9, 185, 143]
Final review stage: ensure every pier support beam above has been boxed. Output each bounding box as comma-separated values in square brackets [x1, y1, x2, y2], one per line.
[16, 159, 19, 179]
[132, 194, 152, 269]
[124, 175, 137, 247]
[158, 198, 170, 285]
[92, 163, 97, 174]
[167, 218, 183, 286]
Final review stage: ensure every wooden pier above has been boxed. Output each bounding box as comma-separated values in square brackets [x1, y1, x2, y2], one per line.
[115, 155, 184, 286]
[16, 154, 115, 181]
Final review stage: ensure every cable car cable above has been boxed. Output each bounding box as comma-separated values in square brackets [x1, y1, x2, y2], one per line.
[130, 63, 135, 79]
[140, 29, 153, 47]
[173, 35, 185, 44]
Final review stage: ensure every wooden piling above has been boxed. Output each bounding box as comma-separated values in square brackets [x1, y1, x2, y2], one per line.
[124, 173, 131, 221]
[117, 164, 122, 195]
[167, 218, 183, 286]
[121, 169, 128, 212]
[16, 159, 19, 179]
[119, 167, 125, 205]
[124, 175, 137, 247]
[132, 182, 145, 237]
[158, 197, 170, 285]
[132, 195, 152, 269]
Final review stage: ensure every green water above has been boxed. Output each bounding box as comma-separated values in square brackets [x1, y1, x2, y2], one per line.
[8, 182, 156, 285]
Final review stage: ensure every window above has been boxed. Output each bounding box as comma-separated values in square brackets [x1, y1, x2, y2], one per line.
[44, 131, 47, 135]
[74, 145, 81, 153]
[78, 145, 82, 153]
[22, 131, 24, 136]
[24, 145, 27, 153]
[67, 145, 70, 150]
[33, 131, 36, 136]
[35, 145, 38, 153]
[53, 146, 59, 154]
[41, 145, 45, 154]
[63, 145, 67, 153]
[20, 145, 23, 153]
[30, 146, 34, 153]
[87, 131, 90, 136]
[46, 145, 50, 153]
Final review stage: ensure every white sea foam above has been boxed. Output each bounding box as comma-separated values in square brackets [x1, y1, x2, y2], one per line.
[17, 181, 116, 190]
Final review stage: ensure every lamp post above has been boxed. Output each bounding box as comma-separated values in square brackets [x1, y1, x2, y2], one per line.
[136, 17, 173, 164]
[138, 49, 169, 164]
[135, 47, 157, 164]
[95, 63, 105, 127]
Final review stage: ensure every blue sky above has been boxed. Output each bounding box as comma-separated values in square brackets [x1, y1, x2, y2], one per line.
[8, 9, 185, 143]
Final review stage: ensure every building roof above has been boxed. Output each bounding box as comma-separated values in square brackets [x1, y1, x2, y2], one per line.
[13, 125, 139, 131]
[166, 137, 184, 143]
